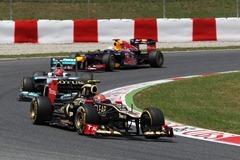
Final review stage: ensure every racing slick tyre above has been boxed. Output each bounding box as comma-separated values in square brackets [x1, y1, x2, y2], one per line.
[22, 77, 34, 92]
[102, 53, 115, 71]
[30, 97, 53, 125]
[33, 71, 46, 77]
[140, 108, 165, 139]
[149, 50, 164, 67]
[74, 103, 99, 135]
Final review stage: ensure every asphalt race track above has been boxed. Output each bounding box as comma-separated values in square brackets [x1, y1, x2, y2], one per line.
[0, 50, 239, 160]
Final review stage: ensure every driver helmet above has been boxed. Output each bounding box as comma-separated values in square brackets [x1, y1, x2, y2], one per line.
[53, 68, 64, 76]
[94, 94, 107, 103]
[114, 40, 122, 51]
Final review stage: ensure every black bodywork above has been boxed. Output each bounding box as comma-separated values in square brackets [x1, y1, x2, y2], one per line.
[30, 79, 174, 139]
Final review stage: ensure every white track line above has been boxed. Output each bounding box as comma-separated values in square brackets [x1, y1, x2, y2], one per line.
[102, 71, 240, 146]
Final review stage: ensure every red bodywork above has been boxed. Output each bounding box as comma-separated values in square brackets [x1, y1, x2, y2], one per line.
[130, 39, 157, 54]
[123, 52, 137, 65]
[120, 40, 138, 52]
[48, 80, 58, 105]
[147, 43, 156, 53]
[84, 124, 99, 135]
[87, 64, 106, 71]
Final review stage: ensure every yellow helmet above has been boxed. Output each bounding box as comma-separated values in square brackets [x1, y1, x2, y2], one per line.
[114, 40, 122, 51]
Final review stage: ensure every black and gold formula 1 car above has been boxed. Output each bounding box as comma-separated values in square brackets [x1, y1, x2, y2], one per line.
[51, 39, 164, 71]
[29, 78, 173, 139]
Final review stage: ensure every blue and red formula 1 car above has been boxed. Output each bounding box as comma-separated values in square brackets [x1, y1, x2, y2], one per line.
[51, 39, 164, 71]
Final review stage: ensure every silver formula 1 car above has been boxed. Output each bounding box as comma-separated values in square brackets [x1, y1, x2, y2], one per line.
[19, 62, 92, 101]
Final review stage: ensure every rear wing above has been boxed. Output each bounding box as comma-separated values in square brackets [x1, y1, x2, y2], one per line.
[48, 79, 85, 104]
[50, 57, 77, 71]
[58, 79, 100, 92]
[48, 78, 100, 105]
[51, 55, 88, 73]
[130, 39, 156, 54]
[57, 79, 85, 92]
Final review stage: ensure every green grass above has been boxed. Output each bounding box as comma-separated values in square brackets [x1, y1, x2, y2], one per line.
[134, 72, 240, 134]
[0, 0, 238, 20]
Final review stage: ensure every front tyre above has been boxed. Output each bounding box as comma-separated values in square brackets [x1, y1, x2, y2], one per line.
[149, 50, 164, 67]
[30, 97, 52, 125]
[102, 53, 115, 71]
[22, 77, 34, 92]
[74, 103, 99, 135]
[141, 107, 165, 139]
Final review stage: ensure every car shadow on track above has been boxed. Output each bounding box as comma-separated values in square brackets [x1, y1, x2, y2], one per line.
[88, 135, 176, 143]
[75, 65, 167, 73]
[32, 124, 176, 143]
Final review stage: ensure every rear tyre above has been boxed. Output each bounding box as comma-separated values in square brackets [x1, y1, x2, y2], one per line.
[22, 77, 34, 92]
[102, 54, 115, 71]
[30, 97, 52, 125]
[149, 50, 164, 67]
[141, 108, 165, 139]
[74, 103, 99, 135]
